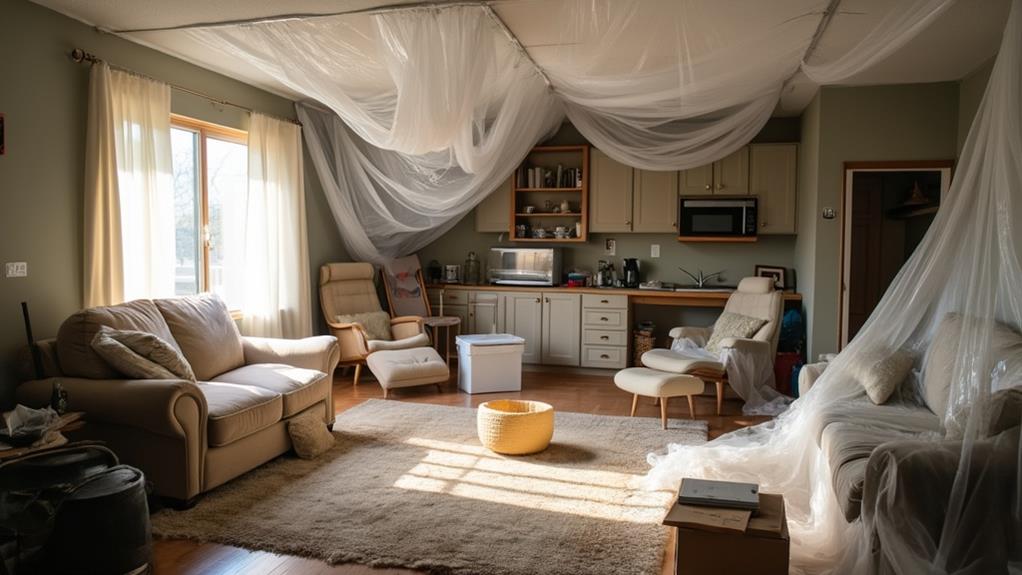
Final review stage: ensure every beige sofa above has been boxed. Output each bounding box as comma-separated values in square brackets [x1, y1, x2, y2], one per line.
[16, 294, 339, 504]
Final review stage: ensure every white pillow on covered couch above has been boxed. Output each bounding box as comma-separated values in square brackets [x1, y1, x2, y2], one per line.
[851, 346, 916, 405]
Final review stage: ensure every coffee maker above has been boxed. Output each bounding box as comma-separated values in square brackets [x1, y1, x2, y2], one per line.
[622, 258, 640, 288]
[595, 260, 613, 287]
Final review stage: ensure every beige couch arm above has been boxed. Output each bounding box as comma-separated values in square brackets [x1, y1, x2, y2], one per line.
[16, 377, 206, 439]
[242, 335, 340, 374]
[798, 362, 828, 396]
[391, 316, 425, 340]
[668, 326, 712, 347]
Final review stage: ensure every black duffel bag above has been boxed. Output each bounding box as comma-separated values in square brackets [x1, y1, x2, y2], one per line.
[0, 442, 151, 575]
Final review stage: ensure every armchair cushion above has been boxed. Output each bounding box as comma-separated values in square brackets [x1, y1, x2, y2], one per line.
[155, 294, 245, 381]
[705, 311, 767, 354]
[668, 326, 712, 347]
[212, 363, 329, 418]
[91, 326, 196, 381]
[57, 299, 181, 379]
[336, 311, 392, 341]
[197, 382, 282, 447]
[367, 332, 431, 353]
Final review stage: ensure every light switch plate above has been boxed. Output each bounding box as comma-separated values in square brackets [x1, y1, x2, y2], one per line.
[6, 262, 27, 278]
[604, 238, 616, 256]
[651, 244, 660, 258]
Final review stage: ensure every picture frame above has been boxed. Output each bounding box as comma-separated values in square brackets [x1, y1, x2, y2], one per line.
[755, 265, 786, 290]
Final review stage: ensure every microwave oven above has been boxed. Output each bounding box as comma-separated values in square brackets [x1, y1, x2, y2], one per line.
[678, 196, 757, 239]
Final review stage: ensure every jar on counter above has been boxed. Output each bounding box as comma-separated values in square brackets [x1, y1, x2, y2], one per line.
[464, 251, 481, 285]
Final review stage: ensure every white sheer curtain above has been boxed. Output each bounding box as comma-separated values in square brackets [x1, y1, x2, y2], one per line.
[83, 62, 174, 307]
[233, 114, 311, 338]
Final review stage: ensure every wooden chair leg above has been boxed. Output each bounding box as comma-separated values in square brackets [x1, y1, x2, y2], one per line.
[436, 383, 444, 393]
[660, 396, 669, 430]
[383, 387, 389, 399]
[653, 397, 660, 406]
[687, 395, 695, 419]
[353, 363, 363, 386]
[630, 394, 639, 417]
[715, 381, 724, 415]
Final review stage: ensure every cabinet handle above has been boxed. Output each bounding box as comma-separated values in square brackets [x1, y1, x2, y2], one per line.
[545, 297, 550, 303]
[600, 354, 610, 359]
[600, 299, 609, 304]
[718, 184, 726, 190]
[600, 316, 609, 321]
[625, 220, 632, 226]
[704, 184, 711, 190]
[535, 298, 541, 303]
[600, 335, 609, 340]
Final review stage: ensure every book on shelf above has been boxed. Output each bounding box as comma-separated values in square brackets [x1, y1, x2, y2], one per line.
[678, 478, 760, 511]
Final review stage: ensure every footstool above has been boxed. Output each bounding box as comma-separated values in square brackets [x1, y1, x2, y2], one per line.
[614, 368, 705, 429]
[366, 347, 450, 399]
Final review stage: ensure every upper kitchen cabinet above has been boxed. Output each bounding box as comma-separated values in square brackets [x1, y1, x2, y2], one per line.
[749, 143, 798, 235]
[475, 176, 512, 232]
[679, 146, 750, 196]
[589, 149, 633, 233]
[632, 169, 679, 233]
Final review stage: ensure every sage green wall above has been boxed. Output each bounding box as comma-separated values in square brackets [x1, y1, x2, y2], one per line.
[794, 93, 821, 358]
[798, 82, 959, 359]
[0, 0, 346, 406]
[957, 58, 995, 153]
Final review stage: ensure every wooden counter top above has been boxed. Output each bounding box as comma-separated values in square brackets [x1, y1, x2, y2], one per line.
[426, 284, 801, 308]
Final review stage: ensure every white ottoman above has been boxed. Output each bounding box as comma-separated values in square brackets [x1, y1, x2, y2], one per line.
[614, 367, 705, 429]
[366, 347, 450, 398]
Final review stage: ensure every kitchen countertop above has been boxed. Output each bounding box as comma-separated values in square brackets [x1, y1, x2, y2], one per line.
[426, 283, 802, 305]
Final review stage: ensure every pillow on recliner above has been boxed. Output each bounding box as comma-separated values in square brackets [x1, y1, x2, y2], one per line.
[336, 311, 392, 341]
[705, 311, 767, 354]
[91, 326, 196, 381]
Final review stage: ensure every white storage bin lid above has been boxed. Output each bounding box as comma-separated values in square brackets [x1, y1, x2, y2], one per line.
[456, 334, 525, 356]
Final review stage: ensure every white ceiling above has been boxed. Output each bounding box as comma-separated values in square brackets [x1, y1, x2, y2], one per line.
[31, 0, 1010, 116]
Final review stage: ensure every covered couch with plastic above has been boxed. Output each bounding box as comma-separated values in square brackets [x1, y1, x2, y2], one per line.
[15, 293, 339, 503]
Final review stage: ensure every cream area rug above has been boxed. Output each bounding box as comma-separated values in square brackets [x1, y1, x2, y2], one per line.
[152, 399, 707, 575]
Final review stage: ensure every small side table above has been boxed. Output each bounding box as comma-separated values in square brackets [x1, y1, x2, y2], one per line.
[423, 316, 461, 366]
[663, 492, 789, 575]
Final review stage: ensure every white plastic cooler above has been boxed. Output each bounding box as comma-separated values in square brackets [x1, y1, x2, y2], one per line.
[455, 334, 526, 394]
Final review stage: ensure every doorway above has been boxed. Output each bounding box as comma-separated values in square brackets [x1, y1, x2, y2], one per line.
[839, 161, 953, 349]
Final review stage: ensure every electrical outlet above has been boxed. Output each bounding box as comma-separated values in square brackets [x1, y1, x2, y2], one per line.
[650, 244, 660, 258]
[5, 262, 27, 278]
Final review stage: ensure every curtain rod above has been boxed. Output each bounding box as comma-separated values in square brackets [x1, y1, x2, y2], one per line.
[69, 48, 302, 127]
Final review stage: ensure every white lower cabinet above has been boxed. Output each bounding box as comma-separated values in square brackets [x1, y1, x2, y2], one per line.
[469, 291, 503, 334]
[502, 292, 544, 364]
[580, 293, 629, 369]
[541, 293, 581, 366]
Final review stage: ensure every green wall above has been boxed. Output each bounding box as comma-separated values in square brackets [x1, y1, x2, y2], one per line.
[957, 58, 995, 153]
[0, 0, 347, 405]
[796, 82, 960, 359]
[794, 93, 821, 358]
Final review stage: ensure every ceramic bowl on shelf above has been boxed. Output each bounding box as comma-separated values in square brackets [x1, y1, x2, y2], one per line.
[524, 205, 536, 214]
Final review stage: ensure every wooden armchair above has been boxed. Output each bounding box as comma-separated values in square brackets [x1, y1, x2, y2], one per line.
[319, 263, 430, 384]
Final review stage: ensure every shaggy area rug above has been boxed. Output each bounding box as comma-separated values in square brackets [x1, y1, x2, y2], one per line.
[152, 400, 707, 575]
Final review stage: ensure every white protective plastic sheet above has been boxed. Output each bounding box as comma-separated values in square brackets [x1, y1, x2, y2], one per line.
[670, 337, 791, 416]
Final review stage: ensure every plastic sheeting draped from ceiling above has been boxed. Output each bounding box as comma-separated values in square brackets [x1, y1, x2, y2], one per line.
[178, 0, 953, 263]
[647, 1, 1022, 572]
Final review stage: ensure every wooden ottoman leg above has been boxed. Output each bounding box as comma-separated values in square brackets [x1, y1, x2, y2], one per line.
[660, 396, 669, 430]
[687, 395, 695, 419]
[630, 394, 639, 417]
[715, 381, 724, 415]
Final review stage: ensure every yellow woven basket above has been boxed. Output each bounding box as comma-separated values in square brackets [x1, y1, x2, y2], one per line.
[477, 400, 554, 455]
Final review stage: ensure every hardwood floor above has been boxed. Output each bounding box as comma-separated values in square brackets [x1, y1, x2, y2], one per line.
[151, 367, 770, 574]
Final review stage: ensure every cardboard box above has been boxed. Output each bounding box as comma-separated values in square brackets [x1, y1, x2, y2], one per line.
[664, 493, 789, 575]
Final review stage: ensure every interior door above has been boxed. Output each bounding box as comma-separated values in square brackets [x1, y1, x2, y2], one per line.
[632, 169, 679, 233]
[713, 147, 750, 195]
[589, 149, 634, 232]
[846, 173, 906, 342]
[680, 163, 714, 195]
[541, 293, 581, 366]
[503, 292, 543, 363]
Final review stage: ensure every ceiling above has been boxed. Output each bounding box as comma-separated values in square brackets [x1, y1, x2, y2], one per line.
[31, 0, 1010, 116]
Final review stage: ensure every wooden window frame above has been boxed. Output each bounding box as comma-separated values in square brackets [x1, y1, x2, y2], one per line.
[170, 114, 248, 302]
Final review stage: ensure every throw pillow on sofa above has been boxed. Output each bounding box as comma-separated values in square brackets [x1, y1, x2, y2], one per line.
[852, 347, 915, 405]
[705, 311, 767, 354]
[336, 311, 392, 341]
[91, 326, 197, 381]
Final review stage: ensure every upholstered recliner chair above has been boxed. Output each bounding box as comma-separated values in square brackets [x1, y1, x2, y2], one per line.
[642, 277, 783, 414]
[319, 263, 431, 385]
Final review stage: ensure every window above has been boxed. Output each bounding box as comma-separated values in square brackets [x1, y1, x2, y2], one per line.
[170, 115, 248, 308]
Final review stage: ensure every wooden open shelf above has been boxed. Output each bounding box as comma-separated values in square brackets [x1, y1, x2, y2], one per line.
[511, 145, 590, 243]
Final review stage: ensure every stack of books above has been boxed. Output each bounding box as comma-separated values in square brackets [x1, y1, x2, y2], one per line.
[665, 478, 784, 537]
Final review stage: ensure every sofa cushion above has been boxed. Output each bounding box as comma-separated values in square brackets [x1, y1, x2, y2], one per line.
[197, 382, 282, 447]
[212, 364, 328, 418]
[815, 395, 940, 445]
[155, 294, 245, 381]
[91, 326, 196, 381]
[57, 299, 181, 379]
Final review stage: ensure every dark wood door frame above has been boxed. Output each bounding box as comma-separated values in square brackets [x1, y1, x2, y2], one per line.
[838, 160, 954, 350]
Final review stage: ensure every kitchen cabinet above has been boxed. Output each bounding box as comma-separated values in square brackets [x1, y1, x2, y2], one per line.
[589, 149, 634, 232]
[679, 146, 750, 196]
[580, 293, 629, 369]
[750, 143, 798, 235]
[590, 149, 678, 234]
[503, 292, 543, 364]
[541, 293, 581, 366]
[475, 176, 513, 232]
[469, 291, 503, 334]
[632, 169, 678, 233]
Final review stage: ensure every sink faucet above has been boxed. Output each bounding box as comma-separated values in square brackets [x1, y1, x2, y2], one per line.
[679, 268, 725, 288]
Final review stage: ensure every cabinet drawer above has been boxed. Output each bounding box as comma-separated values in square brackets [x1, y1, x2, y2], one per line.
[583, 309, 626, 329]
[440, 290, 469, 305]
[582, 293, 628, 310]
[583, 329, 628, 346]
[581, 345, 628, 369]
[473, 291, 500, 304]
